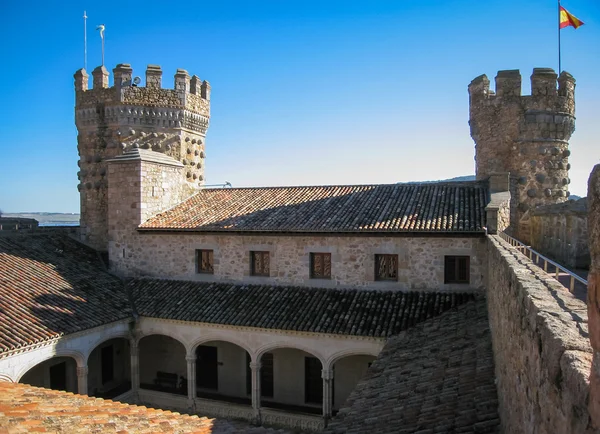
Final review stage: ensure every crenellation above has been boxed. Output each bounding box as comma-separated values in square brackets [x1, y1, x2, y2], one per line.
[469, 67, 576, 242]
[145, 65, 162, 89]
[74, 69, 89, 91]
[74, 63, 211, 251]
[190, 75, 201, 95]
[495, 69, 521, 97]
[92, 66, 109, 89]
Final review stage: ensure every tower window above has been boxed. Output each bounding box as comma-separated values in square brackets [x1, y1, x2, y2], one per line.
[250, 251, 270, 277]
[374, 254, 398, 281]
[196, 249, 214, 274]
[444, 256, 470, 284]
[310, 253, 331, 279]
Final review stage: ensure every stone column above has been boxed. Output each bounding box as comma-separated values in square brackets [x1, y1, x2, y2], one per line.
[186, 354, 197, 411]
[130, 339, 140, 399]
[322, 368, 334, 423]
[250, 361, 262, 423]
[77, 366, 88, 395]
[588, 164, 600, 428]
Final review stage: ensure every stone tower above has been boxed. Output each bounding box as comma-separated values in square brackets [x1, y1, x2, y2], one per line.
[468, 68, 576, 241]
[73, 64, 210, 251]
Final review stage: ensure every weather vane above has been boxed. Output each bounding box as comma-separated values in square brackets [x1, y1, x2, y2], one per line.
[96, 24, 105, 66]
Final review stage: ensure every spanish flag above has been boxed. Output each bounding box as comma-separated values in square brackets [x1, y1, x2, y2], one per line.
[560, 6, 584, 29]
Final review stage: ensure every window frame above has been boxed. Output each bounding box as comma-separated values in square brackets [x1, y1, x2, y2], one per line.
[374, 254, 399, 282]
[310, 252, 332, 279]
[250, 251, 270, 277]
[196, 249, 214, 274]
[444, 255, 470, 284]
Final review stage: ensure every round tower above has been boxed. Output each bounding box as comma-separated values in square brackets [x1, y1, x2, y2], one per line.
[468, 68, 576, 241]
[73, 64, 211, 251]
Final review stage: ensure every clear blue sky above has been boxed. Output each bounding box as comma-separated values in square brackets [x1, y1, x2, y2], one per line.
[0, 0, 598, 213]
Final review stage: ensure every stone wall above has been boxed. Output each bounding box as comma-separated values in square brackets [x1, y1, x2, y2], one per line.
[486, 235, 593, 433]
[587, 164, 600, 428]
[469, 69, 576, 241]
[111, 231, 486, 291]
[530, 199, 589, 269]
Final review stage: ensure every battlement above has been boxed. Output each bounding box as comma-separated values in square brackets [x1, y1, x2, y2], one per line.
[74, 64, 210, 117]
[468, 68, 575, 106]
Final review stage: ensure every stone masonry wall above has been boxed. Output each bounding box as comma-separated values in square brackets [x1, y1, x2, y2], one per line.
[110, 232, 486, 291]
[530, 199, 589, 269]
[486, 235, 594, 433]
[586, 164, 600, 428]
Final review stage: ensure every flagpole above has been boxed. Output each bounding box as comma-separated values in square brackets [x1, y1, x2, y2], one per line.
[83, 11, 87, 70]
[101, 27, 105, 67]
[558, 0, 562, 73]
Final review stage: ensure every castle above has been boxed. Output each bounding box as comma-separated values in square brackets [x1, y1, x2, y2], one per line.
[0, 63, 597, 434]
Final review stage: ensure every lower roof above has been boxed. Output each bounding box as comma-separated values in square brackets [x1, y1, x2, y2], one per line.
[130, 279, 475, 338]
[324, 297, 500, 433]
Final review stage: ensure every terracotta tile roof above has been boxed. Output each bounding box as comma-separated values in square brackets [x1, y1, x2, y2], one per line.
[0, 233, 130, 357]
[140, 182, 488, 233]
[131, 279, 475, 337]
[0, 381, 286, 433]
[324, 298, 500, 434]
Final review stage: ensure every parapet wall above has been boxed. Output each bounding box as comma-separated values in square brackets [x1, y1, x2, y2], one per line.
[486, 235, 594, 433]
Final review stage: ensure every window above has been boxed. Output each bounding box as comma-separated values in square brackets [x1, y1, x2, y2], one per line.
[444, 256, 470, 284]
[251, 251, 270, 277]
[246, 353, 274, 398]
[196, 249, 214, 274]
[304, 357, 323, 404]
[374, 254, 398, 281]
[310, 253, 331, 279]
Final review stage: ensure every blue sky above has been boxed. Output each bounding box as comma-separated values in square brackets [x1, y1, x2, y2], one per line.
[0, 0, 598, 213]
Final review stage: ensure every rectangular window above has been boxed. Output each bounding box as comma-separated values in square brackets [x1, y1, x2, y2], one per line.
[196, 249, 214, 274]
[374, 254, 398, 281]
[250, 251, 270, 277]
[444, 256, 470, 284]
[310, 252, 331, 279]
[304, 357, 323, 405]
[246, 353, 274, 398]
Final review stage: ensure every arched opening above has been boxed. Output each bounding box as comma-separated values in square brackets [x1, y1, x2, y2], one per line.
[87, 337, 131, 398]
[259, 348, 323, 415]
[20, 356, 78, 393]
[139, 334, 186, 396]
[332, 354, 376, 412]
[194, 340, 251, 405]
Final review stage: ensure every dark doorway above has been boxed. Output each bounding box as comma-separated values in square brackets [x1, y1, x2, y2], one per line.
[304, 357, 323, 404]
[49, 362, 67, 391]
[196, 346, 218, 390]
[101, 345, 114, 384]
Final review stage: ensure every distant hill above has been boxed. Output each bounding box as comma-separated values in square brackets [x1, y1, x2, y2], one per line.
[2, 213, 80, 227]
[399, 175, 476, 184]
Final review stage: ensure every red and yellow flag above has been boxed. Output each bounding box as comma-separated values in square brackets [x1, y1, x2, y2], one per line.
[560, 6, 584, 29]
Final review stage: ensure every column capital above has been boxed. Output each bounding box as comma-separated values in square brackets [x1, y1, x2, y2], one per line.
[186, 354, 197, 362]
[321, 369, 334, 380]
[77, 366, 89, 377]
[250, 362, 262, 370]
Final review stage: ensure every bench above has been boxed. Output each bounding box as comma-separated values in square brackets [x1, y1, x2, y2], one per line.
[153, 371, 178, 389]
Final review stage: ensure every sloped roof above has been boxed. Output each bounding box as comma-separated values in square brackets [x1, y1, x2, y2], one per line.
[131, 279, 475, 337]
[0, 381, 286, 433]
[0, 233, 130, 357]
[324, 298, 499, 434]
[140, 182, 488, 233]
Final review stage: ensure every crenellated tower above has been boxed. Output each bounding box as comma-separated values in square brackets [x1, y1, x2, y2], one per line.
[73, 64, 211, 251]
[468, 68, 576, 242]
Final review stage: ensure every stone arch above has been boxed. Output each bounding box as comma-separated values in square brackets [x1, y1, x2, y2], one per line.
[0, 373, 14, 382]
[137, 333, 187, 395]
[85, 332, 131, 364]
[135, 330, 188, 350]
[189, 335, 254, 359]
[325, 348, 380, 370]
[15, 349, 86, 382]
[255, 342, 326, 367]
